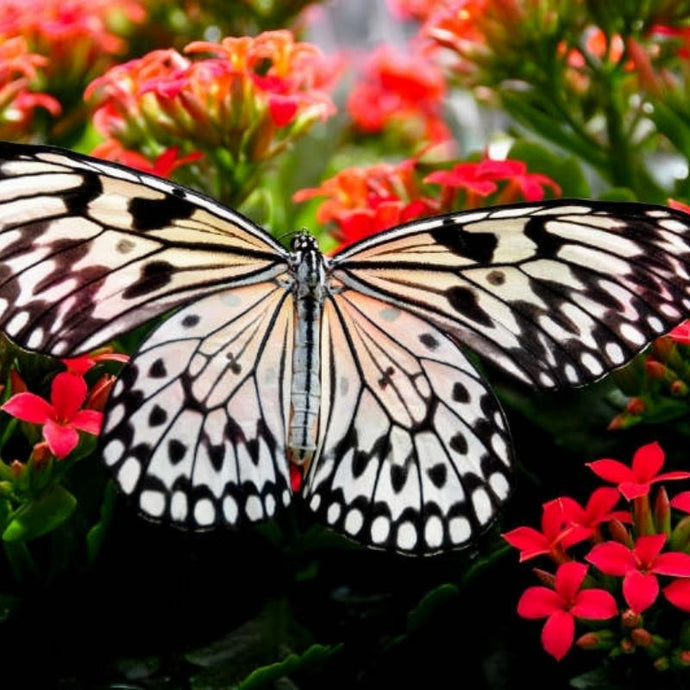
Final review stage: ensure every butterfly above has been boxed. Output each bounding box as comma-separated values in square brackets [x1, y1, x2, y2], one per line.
[0, 141, 689, 555]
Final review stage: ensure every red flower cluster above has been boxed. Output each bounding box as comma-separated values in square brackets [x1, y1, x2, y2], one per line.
[504, 442, 690, 664]
[0, 36, 60, 140]
[86, 30, 336, 173]
[347, 44, 451, 146]
[1, 350, 125, 460]
[0, 0, 145, 88]
[295, 155, 561, 248]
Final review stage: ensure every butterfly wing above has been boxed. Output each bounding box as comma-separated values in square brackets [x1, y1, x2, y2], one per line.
[303, 286, 512, 555]
[0, 142, 289, 355]
[329, 201, 690, 388]
[101, 281, 295, 526]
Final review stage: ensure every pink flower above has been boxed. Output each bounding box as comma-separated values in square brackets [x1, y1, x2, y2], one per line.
[586, 534, 690, 613]
[517, 561, 618, 660]
[557, 487, 631, 540]
[668, 320, 690, 345]
[2, 372, 103, 458]
[671, 491, 690, 513]
[587, 441, 690, 500]
[664, 578, 690, 611]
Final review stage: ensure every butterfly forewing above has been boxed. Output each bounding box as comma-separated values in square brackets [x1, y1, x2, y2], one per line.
[330, 202, 690, 389]
[101, 281, 294, 526]
[0, 142, 289, 355]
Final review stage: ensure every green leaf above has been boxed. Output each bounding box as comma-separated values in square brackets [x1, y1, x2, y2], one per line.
[2, 483, 77, 542]
[406, 582, 459, 633]
[596, 187, 637, 202]
[236, 643, 342, 690]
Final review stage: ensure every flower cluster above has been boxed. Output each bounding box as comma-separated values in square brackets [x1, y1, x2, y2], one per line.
[86, 30, 337, 205]
[504, 442, 690, 668]
[295, 155, 561, 247]
[0, 36, 60, 140]
[0, 0, 145, 103]
[346, 44, 451, 148]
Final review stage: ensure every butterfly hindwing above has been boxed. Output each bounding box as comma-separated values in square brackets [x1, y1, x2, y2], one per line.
[331, 202, 690, 389]
[0, 141, 288, 356]
[101, 281, 294, 527]
[303, 286, 512, 555]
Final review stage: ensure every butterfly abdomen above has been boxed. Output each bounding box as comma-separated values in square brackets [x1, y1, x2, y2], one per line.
[287, 234, 326, 467]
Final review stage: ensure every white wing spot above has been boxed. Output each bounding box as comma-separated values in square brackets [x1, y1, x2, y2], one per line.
[171, 491, 188, 521]
[245, 495, 263, 521]
[580, 352, 604, 376]
[223, 495, 238, 523]
[489, 472, 510, 500]
[5, 310, 29, 334]
[396, 521, 418, 551]
[282, 489, 291, 506]
[265, 494, 276, 517]
[370, 516, 390, 544]
[448, 516, 471, 544]
[102, 438, 124, 466]
[194, 498, 216, 526]
[118, 457, 141, 493]
[424, 515, 444, 549]
[140, 490, 165, 518]
[604, 341, 625, 364]
[472, 487, 493, 525]
[619, 322, 647, 346]
[104, 403, 126, 433]
[309, 494, 321, 511]
[646, 315, 664, 332]
[327, 502, 341, 525]
[345, 508, 363, 535]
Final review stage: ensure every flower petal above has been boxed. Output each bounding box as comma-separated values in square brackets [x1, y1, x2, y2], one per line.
[70, 409, 103, 435]
[623, 570, 659, 613]
[517, 586, 562, 619]
[633, 533, 667, 564]
[502, 526, 549, 560]
[652, 550, 690, 577]
[586, 459, 633, 484]
[571, 589, 618, 619]
[42, 419, 79, 459]
[2, 392, 54, 424]
[631, 441, 664, 482]
[554, 561, 588, 601]
[50, 372, 87, 420]
[541, 609, 575, 661]
[671, 491, 690, 513]
[586, 541, 634, 576]
[664, 579, 690, 612]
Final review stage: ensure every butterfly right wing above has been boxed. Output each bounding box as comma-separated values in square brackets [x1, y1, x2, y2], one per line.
[100, 280, 295, 528]
[0, 142, 288, 356]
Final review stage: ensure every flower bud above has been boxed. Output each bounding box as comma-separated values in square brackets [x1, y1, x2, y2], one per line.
[9, 459, 25, 478]
[576, 630, 615, 650]
[654, 486, 671, 536]
[625, 397, 645, 415]
[609, 518, 633, 547]
[532, 568, 556, 588]
[670, 515, 690, 553]
[670, 380, 688, 397]
[644, 359, 669, 380]
[621, 608, 642, 628]
[630, 628, 653, 647]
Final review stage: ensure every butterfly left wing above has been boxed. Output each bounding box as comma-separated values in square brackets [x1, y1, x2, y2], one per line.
[0, 142, 288, 356]
[101, 280, 295, 527]
[303, 287, 512, 555]
[329, 201, 690, 389]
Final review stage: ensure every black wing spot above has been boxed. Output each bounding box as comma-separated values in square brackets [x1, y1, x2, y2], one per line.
[148, 404, 167, 427]
[182, 314, 200, 328]
[149, 358, 168, 378]
[452, 382, 470, 403]
[427, 463, 447, 489]
[487, 269, 505, 285]
[429, 222, 498, 263]
[378, 366, 395, 389]
[446, 286, 493, 327]
[129, 194, 194, 230]
[169, 439, 187, 464]
[419, 332, 440, 350]
[450, 431, 468, 455]
[123, 260, 174, 299]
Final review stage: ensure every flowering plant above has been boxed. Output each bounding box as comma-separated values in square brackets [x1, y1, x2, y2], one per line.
[1, 1, 690, 688]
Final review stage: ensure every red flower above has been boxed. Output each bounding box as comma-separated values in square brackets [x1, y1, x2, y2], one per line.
[294, 159, 438, 246]
[557, 487, 631, 540]
[347, 44, 451, 144]
[2, 372, 103, 458]
[61, 349, 129, 375]
[664, 578, 690, 611]
[667, 320, 690, 345]
[517, 561, 618, 661]
[91, 141, 203, 178]
[671, 491, 690, 513]
[503, 498, 577, 562]
[586, 534, 690, 613]
[587, 442, 690, 500]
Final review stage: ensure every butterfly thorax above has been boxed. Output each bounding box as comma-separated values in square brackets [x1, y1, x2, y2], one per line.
[287, 232, 326, 470]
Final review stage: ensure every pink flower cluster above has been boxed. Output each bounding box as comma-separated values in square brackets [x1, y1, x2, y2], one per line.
[504, 442, 690, 664]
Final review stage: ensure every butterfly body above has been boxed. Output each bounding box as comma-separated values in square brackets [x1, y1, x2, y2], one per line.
[1, 141, 690, 554]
